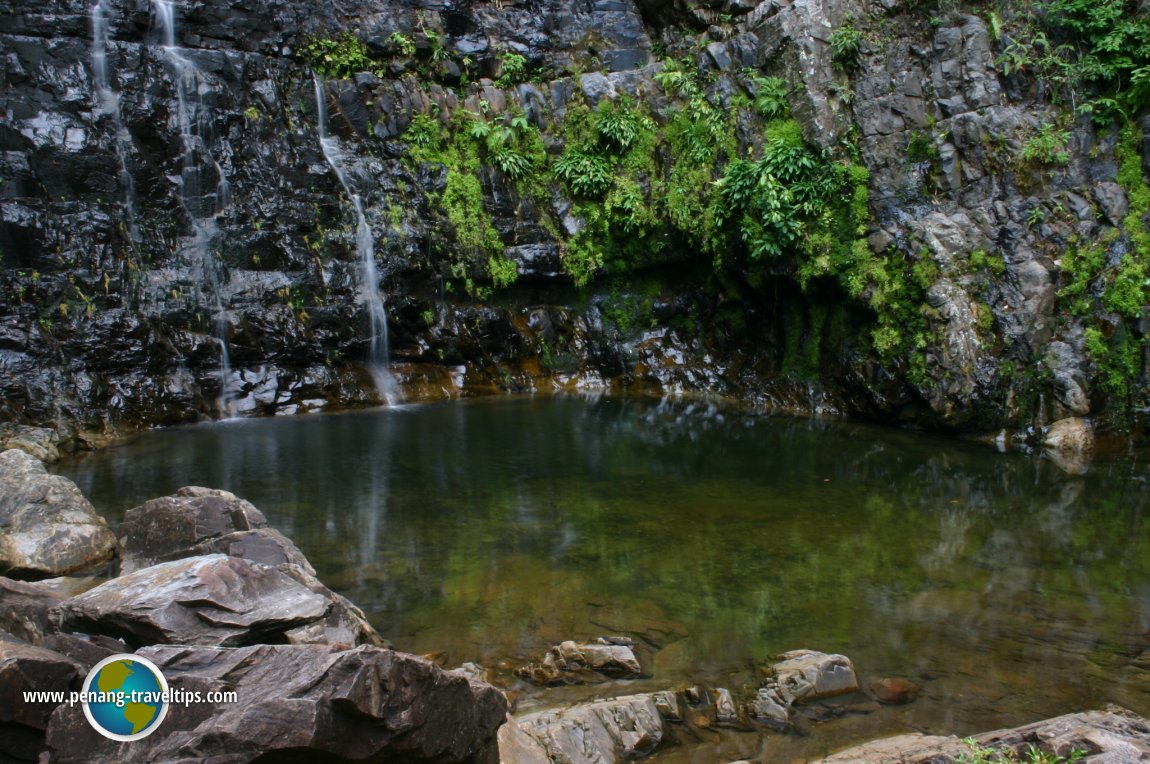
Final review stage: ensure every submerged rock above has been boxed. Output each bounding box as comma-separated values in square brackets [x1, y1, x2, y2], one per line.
[517, 637, 643, 685]
[53, 553, 381, 648]
[45, 643, 508, 763]
[117, 486, 315, 575]
[870, 677, 920, 706]
[0, 450, 117, 580]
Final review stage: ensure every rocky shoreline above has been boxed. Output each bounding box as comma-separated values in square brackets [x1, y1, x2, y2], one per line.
[2, 444, 1148, 762]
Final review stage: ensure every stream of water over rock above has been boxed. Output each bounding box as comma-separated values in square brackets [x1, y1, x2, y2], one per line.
[54, 396, 1150, 760]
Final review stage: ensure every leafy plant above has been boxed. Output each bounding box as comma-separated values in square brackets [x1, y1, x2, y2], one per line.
[554, 151, 614, 197]
[829, 19, 864, 69]
[303, 33, 379, 79]
[496, 52, 528, 88]
[1021, 123, 1071, 165]
[955, 737, 1085, 764]
[750, 76, 790, 119]
[389, 32, 416, 58]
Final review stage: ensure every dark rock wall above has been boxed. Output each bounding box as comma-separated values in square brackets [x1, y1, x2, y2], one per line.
[1, 0, 1147, 443]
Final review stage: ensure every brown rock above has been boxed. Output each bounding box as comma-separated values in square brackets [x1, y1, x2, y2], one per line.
[516, 638, 643, 685]
[0, 449, 117, 579]
[54, 554, 381, 648]
[45, 643, 508, 763]
[0, 576, 65, 644]
[117, 486, 315, 576]
[769, 649, 859, 704]
[0, 634, 85, 763]
[870, 677, 920, 705]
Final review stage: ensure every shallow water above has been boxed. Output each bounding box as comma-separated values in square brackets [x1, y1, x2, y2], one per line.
[55, 395, 1150, 760]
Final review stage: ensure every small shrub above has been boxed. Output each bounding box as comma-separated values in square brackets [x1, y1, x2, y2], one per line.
[829, 20, 864, 69]
[554, 151, 614, 197]
[1021, 123, 1071, 165]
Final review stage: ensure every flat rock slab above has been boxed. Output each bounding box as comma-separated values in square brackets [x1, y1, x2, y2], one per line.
[45, 643, 508, 763]
[814, 706, 1150, 763]
[53, 554, 380, 648]
[118, 486, 315, 576]
[0, 449, 117, 579]
[0, 576, 66, 644]
[512, 693, 668, 764]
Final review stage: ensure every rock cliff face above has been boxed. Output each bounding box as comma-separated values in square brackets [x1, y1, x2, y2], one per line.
[1, 0, 1147, 442]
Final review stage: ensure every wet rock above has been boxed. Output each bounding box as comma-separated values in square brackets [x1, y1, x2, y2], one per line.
[117, 486, 315, 575]
[46, 642, 509, 763]
[813, 706, 1150, 763]
[514, 693, 666, 764]
[54, 553, 381, 648]
[0, 450, 117, 580]
[0, 424, 61, 463]
[749, 686, 790, 726]
[1043, 417, 1095, 475]
[0, 635, 85, 762]
[0, 576, 66, 644]
[869, 677, 920, 705]
[516, 638, 643, 685]
[714, 687, 740, 726]
[498, 715, 552, 764]
[768, 649, 859, 704]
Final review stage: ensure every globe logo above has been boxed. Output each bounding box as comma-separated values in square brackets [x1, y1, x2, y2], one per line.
[81, 654, 169, 741]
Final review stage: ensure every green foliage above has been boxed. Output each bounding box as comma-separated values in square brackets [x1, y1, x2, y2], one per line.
[389, 32, 416, 58]
[496, 52, 528, 88]
[487, 255, 519, 289]
[303, 33, 379, 79]
[750, 76, 790, 119]
[1044, 0, 1150, 110]
[906, 131, 938, 162]
[969, 249, 1007, 277]
[1021, 123, 1071, 165]
[829, 19, 864, 69]
[554, 151, 614, 197]
[956, 737, 1084, 764]
[405, 113, 441, 148]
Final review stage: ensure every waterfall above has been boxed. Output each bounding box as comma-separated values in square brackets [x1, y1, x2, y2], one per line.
[152, 0, 234, 417]
[313, 75, 395, 405]
[90, 0, 140, 243]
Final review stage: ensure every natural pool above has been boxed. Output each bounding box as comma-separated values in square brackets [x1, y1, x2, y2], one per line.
[55, 395, 1150, 760]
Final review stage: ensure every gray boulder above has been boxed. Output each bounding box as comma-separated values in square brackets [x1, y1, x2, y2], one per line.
[45, 643, 508, 763]
[54, 554, 381, 648]
[769, 649, 860, 704]
[0, 449, 117, 580]
[516, 638, 643, 685]
[511, 693, 669, 764]
[117, 486, 315, 576]
[0, 576, 66, 644]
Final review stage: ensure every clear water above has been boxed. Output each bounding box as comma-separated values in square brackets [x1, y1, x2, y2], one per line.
[54, 396, 1150, 760]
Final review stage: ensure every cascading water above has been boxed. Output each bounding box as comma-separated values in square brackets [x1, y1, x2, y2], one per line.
[152, 0, 234, 416]
[313, 75, 396, 404]
[90, 0, 139, 242]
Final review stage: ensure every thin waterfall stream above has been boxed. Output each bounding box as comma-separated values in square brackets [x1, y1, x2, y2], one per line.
[152, 0, 234, 417]
[313, 75, 395, 404]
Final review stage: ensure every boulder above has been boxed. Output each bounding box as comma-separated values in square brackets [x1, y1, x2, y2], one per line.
[0, 635, 85, 762]
[0, 576, 67, 644]
[45, 643, 509, 763]
[0, 424, 61, 464]
[516, 638, 643, 685]
[769, 649, 859, 704]
[117, 486, 315, 576]
[813, 706, 1150, 763]
[53, 554, 381, 648]
[0, 449, 117, 580]
[514, 693, 668, 764]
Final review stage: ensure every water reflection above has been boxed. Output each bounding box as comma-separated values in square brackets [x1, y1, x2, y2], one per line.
[56, 396, 1150, 757]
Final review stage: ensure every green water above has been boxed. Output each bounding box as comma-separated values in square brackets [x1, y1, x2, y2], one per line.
[55, 396, 1150, 760]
